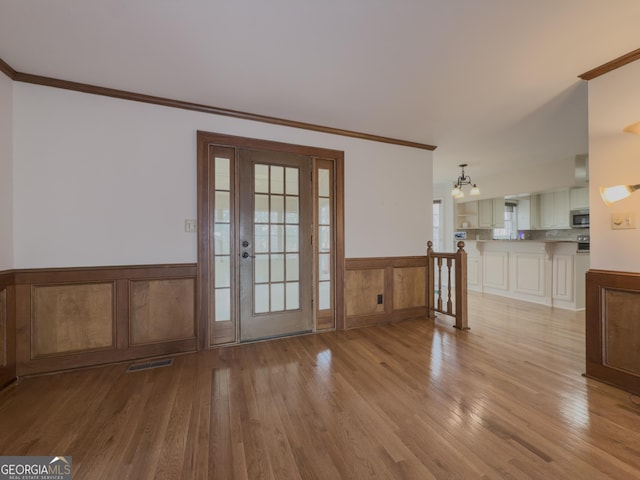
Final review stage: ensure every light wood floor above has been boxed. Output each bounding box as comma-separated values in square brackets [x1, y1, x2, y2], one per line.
[1, 292, 640, 479]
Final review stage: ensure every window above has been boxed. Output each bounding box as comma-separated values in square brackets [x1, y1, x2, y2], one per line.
[493, 202, 518, 239]
[433, 200, 443, 251]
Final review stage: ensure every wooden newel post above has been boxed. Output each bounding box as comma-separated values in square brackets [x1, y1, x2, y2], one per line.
[454, 241, 469, 330]
[426, 241, 435, 318]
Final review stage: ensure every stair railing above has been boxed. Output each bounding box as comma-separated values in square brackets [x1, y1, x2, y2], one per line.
[426, 240, 469, 330]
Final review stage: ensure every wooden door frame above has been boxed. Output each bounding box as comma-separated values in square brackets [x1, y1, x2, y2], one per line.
[196, 131, 345, 349]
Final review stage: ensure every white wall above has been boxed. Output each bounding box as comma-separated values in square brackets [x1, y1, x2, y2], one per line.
[0, 72, 12, 270]
[13, 83, 432, 268]
[588, 60, 640, 272]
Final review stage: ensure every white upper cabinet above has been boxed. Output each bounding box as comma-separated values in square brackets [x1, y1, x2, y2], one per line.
[540, 190, 570, 229]
[570, 187, 589, 210]
[478, 198, 505, 228]
[516, 195, 540, 230]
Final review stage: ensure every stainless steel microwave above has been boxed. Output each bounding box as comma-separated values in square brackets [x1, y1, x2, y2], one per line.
[570, 209, 590, 228]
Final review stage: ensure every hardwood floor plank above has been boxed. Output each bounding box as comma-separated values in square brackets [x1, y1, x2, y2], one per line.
[1, 292, 640, 479]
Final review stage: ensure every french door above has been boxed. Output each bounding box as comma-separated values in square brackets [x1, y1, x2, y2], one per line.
[238, 149, 313, 341]
[197, 132, 344, 348]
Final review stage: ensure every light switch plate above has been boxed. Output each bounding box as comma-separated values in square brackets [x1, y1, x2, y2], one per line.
[611, 212, 636, 230]
[185, 219, 197, 232]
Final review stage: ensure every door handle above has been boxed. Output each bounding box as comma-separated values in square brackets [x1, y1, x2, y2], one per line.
[241, 252, 255, 259]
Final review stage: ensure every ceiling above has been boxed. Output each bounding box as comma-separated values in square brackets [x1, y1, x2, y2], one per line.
[1, 1, 640, 184]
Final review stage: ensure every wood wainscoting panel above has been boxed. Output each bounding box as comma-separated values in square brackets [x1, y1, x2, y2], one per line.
[130, 278, 195, 346]
[393, 266, 426, 310]
[14, 264, 197, 376]
[586, 269, 640, 395]
[32, 283, 115, 357]
[345, 256, 427, 329]
[345, 269, 385, 317]
[603, 288, 640, 376]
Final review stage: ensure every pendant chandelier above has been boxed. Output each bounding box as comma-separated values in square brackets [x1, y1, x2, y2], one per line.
[451, 163, 480, 199]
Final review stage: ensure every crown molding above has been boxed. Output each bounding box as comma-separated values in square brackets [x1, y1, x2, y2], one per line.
[0, 57, 436, 151]
[579, 48, 640, 81]
[0, 58, 16, 80]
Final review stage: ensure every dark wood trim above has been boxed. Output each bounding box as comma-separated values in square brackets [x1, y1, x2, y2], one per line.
[0, 58, 16, 80]
[0, 271, 16, 388]
[579, 48, 640, 80]
[196, 139, 209, 350]
[0, 56, 435, 151]
[334, 153, 346, 330]
[14, 263, 196, 284]
[585, 268, 640, 395]
[197, 131, 346, 158]
[345, 256, 428, 270]
[0, 271, 14, 289]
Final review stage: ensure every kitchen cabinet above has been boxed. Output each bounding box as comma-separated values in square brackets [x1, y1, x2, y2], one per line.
[474, 240, 588, 310]
[552, 253, 574, 302]
[483, 251, 509, 290]
[455, 201, 478, 229]
[540, 190, 570, 229]
[516, 195, 540, 230]
[570, 187, 589, 210]
[478, 198, 505, 228]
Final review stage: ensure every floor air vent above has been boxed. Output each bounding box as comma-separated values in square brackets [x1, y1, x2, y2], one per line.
[126, 358, 174, 373]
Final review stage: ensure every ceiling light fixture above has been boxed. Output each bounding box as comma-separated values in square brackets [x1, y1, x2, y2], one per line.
[600, 184, 640, 206]
[451, 163, 480, 198]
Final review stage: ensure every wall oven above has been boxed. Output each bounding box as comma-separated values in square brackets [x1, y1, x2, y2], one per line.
[570, 209, 590, 228]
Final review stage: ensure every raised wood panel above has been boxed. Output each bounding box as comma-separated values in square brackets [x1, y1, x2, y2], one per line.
[130, 278, 196, 346]
[32, 283, 115, 357]
[586, 269, 640, 395]
[393, 266, 426, 310]
[603, 289, 640, 376]
[345, 269, 385, 317]
[513, 253, 544, 296]
[13, 264, 197, 376]
[345, 256, 428, 329]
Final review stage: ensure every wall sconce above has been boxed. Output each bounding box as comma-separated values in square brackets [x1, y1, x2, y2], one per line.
[600, 184, 640, 206]
[451, 163, 480, 199]
[623, 121, 640, 135]
[599, 124, 640, 205]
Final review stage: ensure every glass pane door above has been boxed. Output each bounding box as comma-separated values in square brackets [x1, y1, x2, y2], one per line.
[239, 149, 312, 341]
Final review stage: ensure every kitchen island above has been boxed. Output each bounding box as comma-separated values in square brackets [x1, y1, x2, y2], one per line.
[463, 240, 589, 310]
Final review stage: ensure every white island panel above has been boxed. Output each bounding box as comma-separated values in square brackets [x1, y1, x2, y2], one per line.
[483, 252, 508, 291]
[513, 253, 545, 297]
[473, 240, 588, 310]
